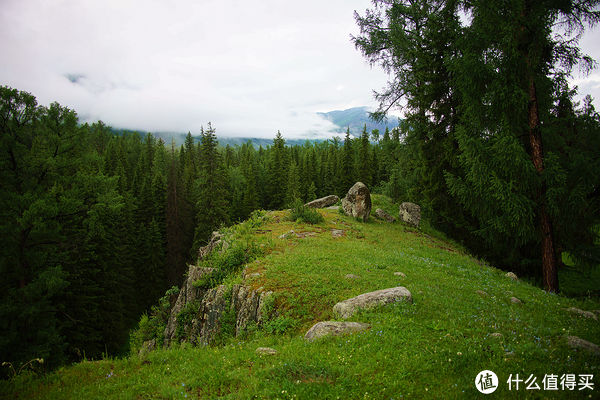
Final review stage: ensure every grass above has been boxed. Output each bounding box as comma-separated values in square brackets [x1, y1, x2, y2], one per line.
[2, 195, 599, 399]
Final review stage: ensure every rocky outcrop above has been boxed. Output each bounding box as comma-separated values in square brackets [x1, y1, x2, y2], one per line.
[342, 182, 372, 222]
[304, 321, 371, 342]
[198, 231, 229, 260]
[305, 195, 339, 209]
[333, 286, 413, 319]
[164, 281, 273, 347]
[375, 208, 396, 222]
[399, 202, 421, 226]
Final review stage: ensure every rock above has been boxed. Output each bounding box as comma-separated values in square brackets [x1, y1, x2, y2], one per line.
[505, 272, 518, 281]
[399, 202, 421, 227]
[304, 321, 371, 342]
[256, 347, 278, 355]
[375, 208, 396, 222]
[331, 229, 344, 238]
[326, 205, 340, 210]
[476, 290, 488, 296]
[345, 274, 360, 279]
[164, 262, 273, 347]
[246, 272, 261, 279]
[278, 230, 295, 239]
[305, 195, 339, 209]
[510, 297, 522, 304]
[567, 336, 600, 356]
[164, 266, 215, 342]
[341, 182, 372, 222]
[198, 231, 228, 260]
[489, 332, 503, 338]
[333, 287, 413, 319]
[394, 272, 406, 278]
[566, 307, 598, 320]
[138, 339, 156, 357]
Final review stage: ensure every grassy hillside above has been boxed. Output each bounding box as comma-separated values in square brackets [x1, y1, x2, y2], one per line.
[3, 195, 599, 399]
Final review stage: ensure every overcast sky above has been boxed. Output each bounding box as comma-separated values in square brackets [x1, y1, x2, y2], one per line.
[1, 1, 599, 139]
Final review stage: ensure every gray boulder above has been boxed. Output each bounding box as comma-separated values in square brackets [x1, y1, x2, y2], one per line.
[566, 307, 598, 320]
[399, 202, 421, 226]
[375, 208, 396, 222]
[505, 272, 518, 281]
[256, 347, 278, 355]
[333, 286, 413, 319]
[304, 321, 371, 342]
[567, 336, 600, 355]
[305, 195, 339, 209]
[342, 182, 372, 222]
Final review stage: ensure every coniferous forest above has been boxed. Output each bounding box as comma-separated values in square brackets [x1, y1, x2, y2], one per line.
[2, 0, 600, 378]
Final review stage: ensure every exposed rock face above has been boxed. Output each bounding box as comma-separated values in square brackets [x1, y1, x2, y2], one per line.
[164, 266, 215, 342]
[331, 229, 344, 238]
[399, 202, 421, 226]
[567, 336, 600, 355]
[342, 182, 372, 222]
[375, 208, 396, 223]
[305, 195, 339, 209]
[333, 286, 413, 319]
[198, 231, 229, 260]
[164, 262, 273, 347]
[304, 321, 371, 342]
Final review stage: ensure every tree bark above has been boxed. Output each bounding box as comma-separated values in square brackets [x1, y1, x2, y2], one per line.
[527, 77, 559, 293]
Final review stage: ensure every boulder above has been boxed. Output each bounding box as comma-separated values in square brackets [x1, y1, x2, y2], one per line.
[399, 202, 421, 226]
[505, 272, 518, 281]
[305, 195, 339, 209]
[256, 347, 278, 355]
[304, 321, 371, 342]
[333, 286, 413, 319]
[375, 208, 396, 223]
[489, 332, 503, 338]
[345, 274, 360, 280]
[342, 182, 372, 222]
[510, 297, 522, 304]
[331, 229, 344, 238]
[394, 272, 406, 278]
[566, 307, 598, 320]
[567, 336, 600, 356]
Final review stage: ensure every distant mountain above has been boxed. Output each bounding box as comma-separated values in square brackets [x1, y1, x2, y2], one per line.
[317, 106, 400, 136]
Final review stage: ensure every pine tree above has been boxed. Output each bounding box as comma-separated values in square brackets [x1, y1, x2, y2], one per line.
[192, 123, 230, 251]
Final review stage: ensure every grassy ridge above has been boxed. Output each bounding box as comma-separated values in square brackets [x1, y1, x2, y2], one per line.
[3, 195, 598, 399]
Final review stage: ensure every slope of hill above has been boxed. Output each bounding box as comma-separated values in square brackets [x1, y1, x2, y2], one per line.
[317, 106, 400, 136]
[3, 195, 598, 399]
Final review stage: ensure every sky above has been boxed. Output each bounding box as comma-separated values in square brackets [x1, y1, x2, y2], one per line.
[1, 0, 599, 139]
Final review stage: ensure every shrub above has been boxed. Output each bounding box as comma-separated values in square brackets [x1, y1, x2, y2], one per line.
[287, 198, 324, 224]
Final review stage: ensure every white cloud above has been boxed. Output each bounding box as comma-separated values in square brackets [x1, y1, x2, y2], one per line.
[2, 1, 598, 138]
[0, 0, 386, 138]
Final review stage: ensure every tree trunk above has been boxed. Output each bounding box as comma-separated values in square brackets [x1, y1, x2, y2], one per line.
[527, 76, 559, 292]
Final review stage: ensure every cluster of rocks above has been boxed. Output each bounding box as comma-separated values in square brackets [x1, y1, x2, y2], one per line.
[304, 286, 413, 342]
[302, 182, 422, 227]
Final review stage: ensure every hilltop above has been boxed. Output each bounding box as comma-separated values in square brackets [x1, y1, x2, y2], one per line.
[2, 195, 598, 399]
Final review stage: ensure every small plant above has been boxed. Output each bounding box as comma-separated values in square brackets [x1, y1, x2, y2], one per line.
[287, 198, 324, 224]
[175, 301, 201, 341]
[264, 315, 298, 335]
[2, 358, 44, 379]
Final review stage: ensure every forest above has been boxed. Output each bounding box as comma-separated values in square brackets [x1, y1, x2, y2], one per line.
[2, 0, 600, 377]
